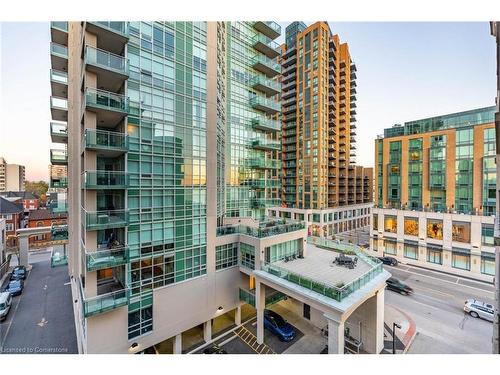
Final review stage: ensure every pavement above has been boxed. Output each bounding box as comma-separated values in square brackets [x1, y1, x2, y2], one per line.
[383, 304, 416, 353]
[384, 263, 494, 354]
[0, 250, 78, 354]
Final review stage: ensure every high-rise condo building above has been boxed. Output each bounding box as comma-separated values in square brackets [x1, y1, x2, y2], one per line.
[49, 21, 388, 354]
[271, 21, 373, 238]
[0, 157, 26, 192]
[371, 106, 496, 282]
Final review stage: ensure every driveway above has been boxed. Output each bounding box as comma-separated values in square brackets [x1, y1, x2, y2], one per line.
[0, 251, 77, 354]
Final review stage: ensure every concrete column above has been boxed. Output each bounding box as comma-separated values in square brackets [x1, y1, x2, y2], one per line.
[173, 334, 182, 354]
[326, 316, 344, 354]
[203, 320, 212, 342]
[235, 305, 241, 326]
[374, 288, 385, 353]
[256, 281, 266, 345]
[18, 235, 29, 267]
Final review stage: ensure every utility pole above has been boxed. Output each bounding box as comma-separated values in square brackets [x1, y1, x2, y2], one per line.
[490, 21, 500, 355]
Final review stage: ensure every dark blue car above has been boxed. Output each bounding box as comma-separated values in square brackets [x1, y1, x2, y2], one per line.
[264, 309, 295, 342]
[6, 279, 24, 296]
[11, 266, 26, 280]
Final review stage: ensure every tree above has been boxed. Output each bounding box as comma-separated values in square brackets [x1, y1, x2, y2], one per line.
[25, 180, 49, 202]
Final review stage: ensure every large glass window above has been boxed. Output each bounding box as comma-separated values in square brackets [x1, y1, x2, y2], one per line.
[481, 252, 495, 275]
[403, 243, 418, 259]
[427, 219, 443, 240]
[384, 240, 397, 255]
[240, 243, 255, 270]
[215, 243, 238, 270]
[404, 217, 419, 236]
[452, 221, 470, 243]
[427, 247, 442, 264]
[265, 239, 300, 263]
[481, 224, 494, 246]
[373, 214, 378, 231]
[384, 215, 397, 233]
[452, 249, 470, 271]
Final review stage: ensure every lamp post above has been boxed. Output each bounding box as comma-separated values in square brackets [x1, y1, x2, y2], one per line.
[392, 322, 402, 354]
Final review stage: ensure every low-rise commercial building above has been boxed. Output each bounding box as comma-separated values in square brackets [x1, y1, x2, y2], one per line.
[0, 196, 23, 247]
[27, 209, 67, 247]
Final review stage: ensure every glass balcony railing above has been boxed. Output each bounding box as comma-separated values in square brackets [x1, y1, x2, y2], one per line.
[250, 138, 281, 151]
[239, 288, 287, 308]
[249, 75, 280, 96]
[251, 55, 281, 77]
[50, 122, 68, 140]
[239, 288, 256, 307]
[83, 288, 129, 318]
[85, 45, 129, 76]
[51, 254, 68, 267]
[51, 22, 68, 32]
[243, 178, 281, 189]
[50, 42, 68, 58]
[84, 209, 129, 230]
[49, 200, 68, 213]
[84, 129, 128, 151]
[86, 246, 129, 272]
[85, 88, 128, 113]
[250, 198, 281, 209]
[246, 157, 281, 170]
[217, 220, 305, 238]
[51, 96, 68, 110]
[50, 69, 68, 85]
[88, 21, 129, 36]
[252, 34, 280, 58]
[50, 149, 67, 165]
[50, 177, 68, 189]
[251, 116, 281, 132]
[83, 171, 129, 189]
[252, 21, 281, 39]
[250, 96, 280, 114]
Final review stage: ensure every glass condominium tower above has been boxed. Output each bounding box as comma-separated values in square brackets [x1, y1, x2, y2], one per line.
[49, 21, 298, 353]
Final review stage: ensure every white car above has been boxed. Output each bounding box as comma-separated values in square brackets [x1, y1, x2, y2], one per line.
[464, 299, 494, 322]
[0, 292, 12, 321]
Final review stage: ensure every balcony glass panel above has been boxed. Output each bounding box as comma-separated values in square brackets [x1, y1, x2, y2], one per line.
[90, 21, 129, 36]
[50, 122, 67, 137]
[84, 129, 128, 150]
[50, 69, 68, 84]
[51, 97, 68, 110]
[246, 157, 281, 169]
[50, 149, 67, 163]
[51, 22, 68, 32]
[250, 96, 280, 113]
[85, 45, 129, 75]
[251, 117, 281, 132]
[85, 88, 128, 113]
[86, 247, 129, 272]
[83, 289, 129, 317]
[50, 42, 68, 58]
[84, 171, 129, 189]
[84, 209, 129, 230]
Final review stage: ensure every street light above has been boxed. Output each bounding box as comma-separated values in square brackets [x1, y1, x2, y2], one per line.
[392, 322, 402, 354]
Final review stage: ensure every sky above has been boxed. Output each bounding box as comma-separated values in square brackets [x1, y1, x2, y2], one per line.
[0, 21, 496, 181]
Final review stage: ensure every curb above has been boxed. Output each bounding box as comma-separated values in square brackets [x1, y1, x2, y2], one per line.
[386, 304, 417, 353]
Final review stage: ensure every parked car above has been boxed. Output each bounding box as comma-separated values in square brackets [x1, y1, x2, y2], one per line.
[463, 299, 494, 322]
[386, 277, 413, 295]
[264, 309, 295, 342]
[0, 292, 12, 321]
[203, 344, 227, 354]
[378, 256, 398, 266]
[6, 279, 24, 297]
[11, 266, 26, 280]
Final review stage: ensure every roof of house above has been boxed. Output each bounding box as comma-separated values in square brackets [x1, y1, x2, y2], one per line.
[0, 191, 38, 200]
[28, 209, 67, 221]
[0, 196, 24, 215]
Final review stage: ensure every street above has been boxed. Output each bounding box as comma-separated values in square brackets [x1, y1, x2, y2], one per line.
[384, 263, 495, 354]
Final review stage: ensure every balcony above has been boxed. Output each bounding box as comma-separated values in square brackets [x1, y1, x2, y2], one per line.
[50, 122, 68, 144]
[250, 75, 280, 97]
[282, 53, 297, 68]
[84, 128, 128, 155]
[251, 198, 281, 209]
[250, 96, 280, 115]
[50, 149, 67, 165]
[50, 69, 68, 98]
[282, 88, 296, 100]
[252, 35, 280, 58]
[251, 116, 280, 132]
[252, 55, 281, 78]
[84, 46, 129, 92]
[282, 64, 297, 77]
[250, 138, 281, 151]
[84, 209, 129, 231]
[239, 288, 287, 308]
[49, 200, 68, 213]
[252, 21, 281, 40]
[86, 246, 129, 272]
[50, 96, 68, 122]
[50, 176, 68, 189]
[50, 42, 68, 71]
[83, 171, 129, 189]
[83, 288, 129, 318]
[85, 22, 129, 55]
[84, 88, 128, 126]
[50, 22, 68, 45]
[246, 157, 281, 170]
[282, 105, 296, 115]
[244, 179, 281, 189]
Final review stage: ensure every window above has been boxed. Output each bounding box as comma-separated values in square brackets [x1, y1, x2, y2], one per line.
[384, 216, 397, 233]
[481, 252, 495, 275]
[5, 223, 13, 232]
[384, 240, 397, 255]
[265, 239, 299, 263]
[240, 243, 255, 270]
[481, 224, 494, 246]
[427, 219, 443, 240]
[403, 243, 418, 259]
[215, 243, 238, 270]
[373, 214, 378, 231]
[427, 247, 442, 264]
[452, 222, 470, 243]
[404, 217, 419, 236]
[452, 249, 470, 271]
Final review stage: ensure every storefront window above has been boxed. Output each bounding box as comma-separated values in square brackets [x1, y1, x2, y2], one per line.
[481, 252, 495, 275]
[427, 219, 443, 240]
[452, 221, 470, 243]
[373, 214, 378, 231]
[427, 247, 442, 264]
[384, 215, 397, 233]
[481, 224, 494, 246]
[384, 240, 397, 255]
[452, 249, 470, 271]
[403, 243, 418, 259]
[404, 217, 419, 236]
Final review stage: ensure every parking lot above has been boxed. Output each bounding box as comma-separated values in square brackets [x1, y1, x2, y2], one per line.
[0, 250, 77, 354]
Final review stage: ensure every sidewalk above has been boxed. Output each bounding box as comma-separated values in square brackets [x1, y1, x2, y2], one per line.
[382, 304, 417, 354]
